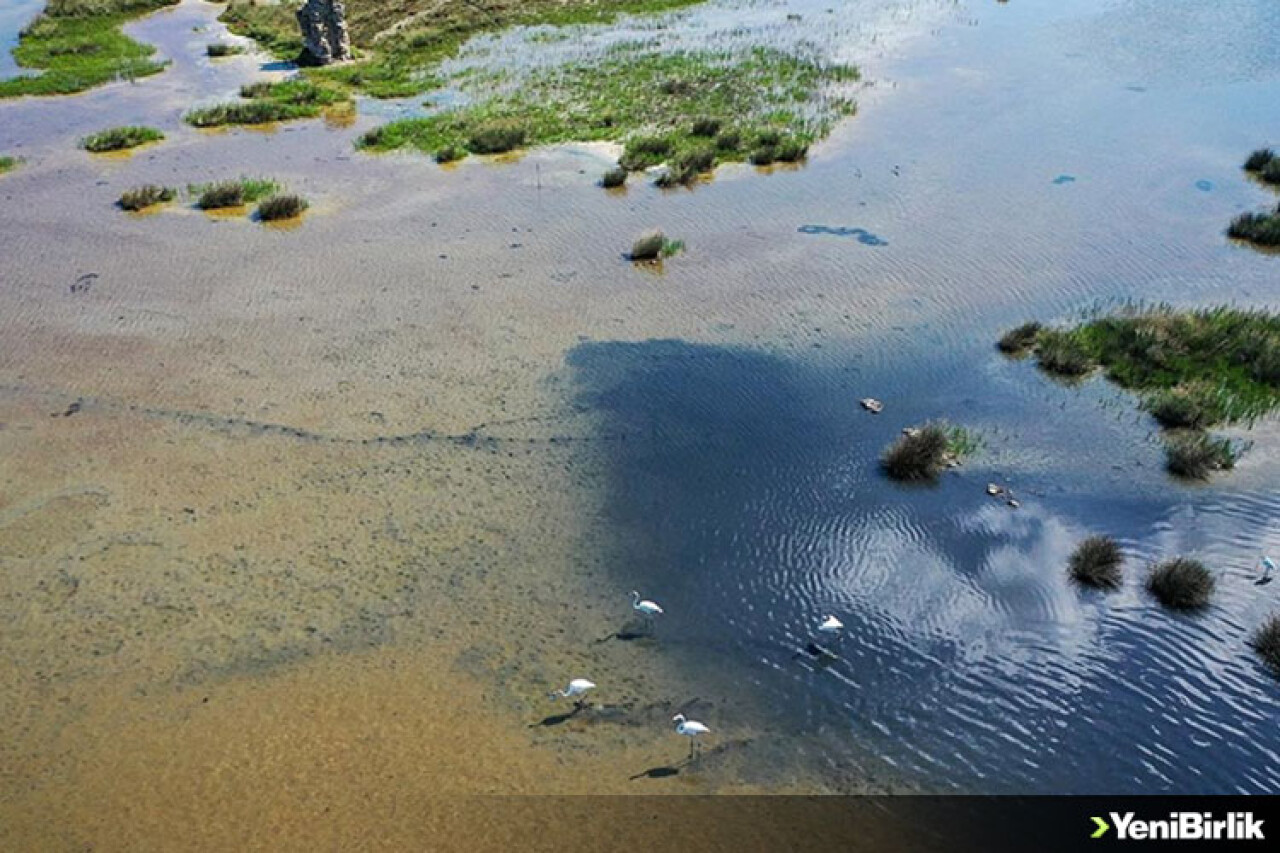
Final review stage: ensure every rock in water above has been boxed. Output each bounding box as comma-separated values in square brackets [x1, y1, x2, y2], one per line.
[296, 0, 352, 65]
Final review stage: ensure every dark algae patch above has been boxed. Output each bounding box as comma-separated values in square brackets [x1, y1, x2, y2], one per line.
[81, 125, 164, 152]
[1000, 306, 1280, 478]
[0, 0, 179, 98]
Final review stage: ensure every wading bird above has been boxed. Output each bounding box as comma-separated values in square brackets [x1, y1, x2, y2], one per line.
[672, 713, 710, 759]
[549, 678, 596, 704]
[818, 615, 844, 633]
[1259, 556, 1276, 586]
[631, 590, 664, 621]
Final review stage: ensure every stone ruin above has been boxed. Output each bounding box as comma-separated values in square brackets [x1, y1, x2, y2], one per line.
[296, 0, 352, 65]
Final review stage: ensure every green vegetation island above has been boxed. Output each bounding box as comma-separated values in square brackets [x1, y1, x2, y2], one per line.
[1230, 147, 1280, 247]
[0, 0, 179, 98]
[1000, 306, 1280, 479]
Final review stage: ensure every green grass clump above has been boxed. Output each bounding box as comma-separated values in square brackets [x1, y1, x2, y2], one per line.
[118, 184, 175, 211]
[0, 0, 180, 98]
[601, 166, 627, 188]
[1164, 432, 1236, 479]
[1252, 615, 1280, 678]
[1034, 329, 1095, 378]
[1145, 385, 1223, 429]
[0, 156, 19, 175]
[881, 423, 973, 482]
[1068, 535, 1124, 590]
[81, 125, 163, 152]
[218, 1, 304, 60]
[466, 120, 527, 154]
[256, 193, 308, 221]
[435, 145, 464, 164]
[1244, 148, 1275, 173]
[207, 43, 244, 58]
[356, 48, 854, 175]
[186, 78, 348, 127]
[192, 177, 279, 209]
[1228, 206, 1280, 247]
[630, 229, 666, 260]
[1262, 159, 1280, 187]
[1147, 557, 1214, 611]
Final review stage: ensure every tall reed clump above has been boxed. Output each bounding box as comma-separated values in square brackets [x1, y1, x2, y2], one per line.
[1068, 535, 1124, 590]
[81, 125, 164, 152]
[1147, 557, 1214, 611]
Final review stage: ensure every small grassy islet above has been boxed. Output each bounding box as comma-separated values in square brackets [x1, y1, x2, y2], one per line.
[1230, 148, 1280, 247]
[998, 306, 1280, 478]
[881, 423, 977, 482]
[0, 0, 180, 99]
[357, 47, 856, 178]
[185, 78, 349, 127]
[0, 156, 20, 175]
[81, 125, 164, 152]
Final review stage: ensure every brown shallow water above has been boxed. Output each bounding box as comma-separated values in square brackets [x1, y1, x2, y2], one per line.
[4, 0, 1280, 847]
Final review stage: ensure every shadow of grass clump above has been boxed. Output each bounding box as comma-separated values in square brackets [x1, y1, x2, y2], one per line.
[1147, 557, 1214, 611]
[118, 184, 175, 211]
[1164, 431, 1236, 479]
[256, 193, 308, 221]
[1068, 535, 1123, 590]
[81, 125, 163, 153]
[881, 423, 975, 482]
[1252, 615, 1280, 678]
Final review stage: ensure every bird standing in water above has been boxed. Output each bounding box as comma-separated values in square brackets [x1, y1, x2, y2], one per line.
[672, 713, 710, 759]
[631, 590, 664, 631]
[1259, 556, 1275, 586]
[818, 615, 844, 634]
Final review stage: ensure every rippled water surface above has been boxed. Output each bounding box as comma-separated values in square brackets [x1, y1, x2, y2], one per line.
[2, 1, 1280, 841]
[0, 0, 44, 79]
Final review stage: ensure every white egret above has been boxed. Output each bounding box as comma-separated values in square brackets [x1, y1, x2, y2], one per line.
[818, 615, 844, 633]
[631, 590, 664, 618]
[672, 713, 710, 758]
[549, 678, 596, 702]
[1259, 556, 1276, 586]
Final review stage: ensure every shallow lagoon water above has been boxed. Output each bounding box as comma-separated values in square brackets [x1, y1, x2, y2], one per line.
[2, 0, 1280, 842]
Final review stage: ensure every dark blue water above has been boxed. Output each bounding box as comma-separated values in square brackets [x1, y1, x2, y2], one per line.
[570, 337, 1280, 793]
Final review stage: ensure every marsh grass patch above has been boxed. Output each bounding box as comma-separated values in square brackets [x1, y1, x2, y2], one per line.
[881, 423, 975, 482]
[1147, 557, 1214, 611]
[1068, 535, 1124, 590]
[81, 125, 163, 152]
[118, 184, 175, 211]
[256, 193, 308, 221]
[192, 177, 279, 209]
[1252, 615, 1280, 677]
[1, 0, 179, 98]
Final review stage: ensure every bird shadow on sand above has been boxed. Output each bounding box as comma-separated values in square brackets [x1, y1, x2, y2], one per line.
[531, 703, 589, 728]
[595, 618, 657, 644]
[629, 738, 753, 782]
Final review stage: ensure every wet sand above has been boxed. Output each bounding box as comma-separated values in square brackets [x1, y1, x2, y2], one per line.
[4, 0, 1280, 847]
